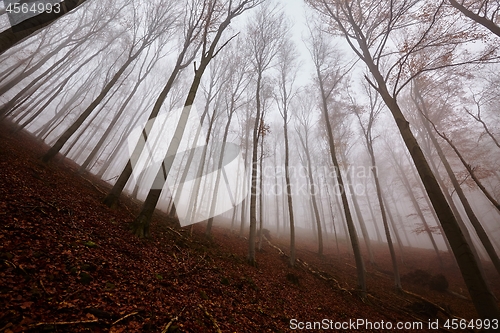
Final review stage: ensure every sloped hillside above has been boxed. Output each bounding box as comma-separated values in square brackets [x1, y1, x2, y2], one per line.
[1, 123, 498, 332]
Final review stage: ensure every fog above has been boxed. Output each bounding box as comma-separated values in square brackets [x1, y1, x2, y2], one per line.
[1, 0, 500, 319]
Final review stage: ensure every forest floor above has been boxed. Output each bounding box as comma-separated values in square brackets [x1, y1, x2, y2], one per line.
[1, 121, 499, 332]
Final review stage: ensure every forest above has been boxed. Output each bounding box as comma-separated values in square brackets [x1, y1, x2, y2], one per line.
[0, 0, 499, 331]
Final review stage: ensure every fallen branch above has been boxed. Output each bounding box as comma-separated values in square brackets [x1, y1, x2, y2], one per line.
[112, 311, 138, 326]
[198, 304, 222, 333]
[161, 307, 185, 333]
[402, 289, 462, 320]
[264, 237, 286, 256]
[296, 258, 351, 295]
[1, 259, 17, 269]
[31, 319, 99, 327]
[263, 237, 351, 295]
[80, 175, 106, 195]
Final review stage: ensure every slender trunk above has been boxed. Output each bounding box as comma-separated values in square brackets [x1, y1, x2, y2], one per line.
[345, 171, 375, 264]
[317, 71, 365, 294]
[0, 39, 86, 116]
[103, 37, 196, 207]
[283, 114, 296, 266]
[130, 10, 235, 236]
[325, 181, 340, 256]
[258, 132, 265, 250]
[392, 153, 443, 266]
[0, 0, 91, 55]
[42, 49, 142, 163]
[365, 190, 383, 243]
[298, 134, 323, 255]
[248, 74, 262, 264]
[382, 192, 405, 264]
[368, 147, 401, 290]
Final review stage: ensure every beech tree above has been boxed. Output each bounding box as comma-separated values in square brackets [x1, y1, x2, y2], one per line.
[308, 0, 499, 318]
[352, 86, 401, 290]
[274, 35, 300, 263]
[103, 0, 207, 208]
[42, 0, 179, 163]
[246, 3, 286, 264]
[294, 91, 325, 256]
[448, 0, 500, 37]
[412, 78, 500, 275]
[130, 0, 262, 238]
[305, 21, 366, 295]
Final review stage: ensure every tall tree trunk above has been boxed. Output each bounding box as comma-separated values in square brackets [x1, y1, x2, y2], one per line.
[0, 0, 91, 55]
[297, 134, 323, 255]
[345, 170, 375, 265]
[391, 150, 444, 266]
[130, 4, 243, 237]
[283, 112, 296, 266]
[248, 73, 263, 264]
[317, 75, 366, 294]
[367, 147, 401, 290]
[414, 85, 500, 275]
[42, 49, 142, 163]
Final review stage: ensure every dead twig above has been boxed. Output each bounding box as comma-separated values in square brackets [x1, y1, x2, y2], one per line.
[161, 307, 185, 333]
[198, 304, 221, 333]
[264, 237, 286, 256]
[111, 311, 139, 326]
[31, 319, 99, 327]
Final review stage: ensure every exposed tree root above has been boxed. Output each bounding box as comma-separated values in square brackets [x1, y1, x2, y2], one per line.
[401, 289, 463, 320]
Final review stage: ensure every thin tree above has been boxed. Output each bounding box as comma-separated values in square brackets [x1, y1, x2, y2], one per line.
[294, 89, 324, 256]
[274, 35, 300, 263]
[352, 85, 401, 290]
[246, 3, 286, 264]
[308, 0, 499, 318]
[448, 0, 500, 37]
[305, 21, 366, 295]
[103, 0, 206, 208]
[42, 0, 178, 163]
[0, 0, 94, 55]
[130, 0, 262, 238]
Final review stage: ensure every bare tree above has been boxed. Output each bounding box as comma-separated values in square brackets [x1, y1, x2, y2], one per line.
[274, 35, 301, 263]
[308, 0, 499, 317]
[130, 0, 262, 238]
[294, 89, 324, 256]
[103, 0, 206, 208]
[413, 79, 500, 275]
[246, 3, 286, 264]
[305, 21, 366, 295]
[351, 85, 401, 290]
[206, 39, 250, 235]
